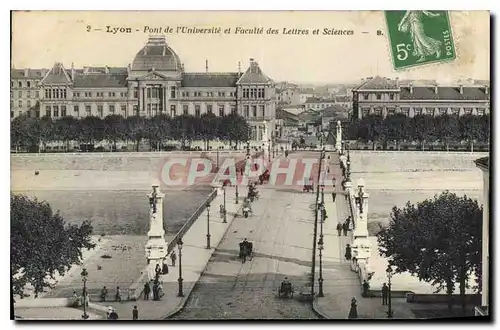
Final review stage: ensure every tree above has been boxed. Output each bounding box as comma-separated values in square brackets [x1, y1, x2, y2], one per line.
[146, 114, 171, 151]
[199, 113, 218, 150]
[54, 116, 79, 152]
[377, 191, 482, 314]
[459, 114, 481, 152]
[78, 116, 104, 147]
[126, 115, 147, 152]
[410, 114, 435, 151]
[11, 115, 32, 152]
[435, 114, 459, 151]
[11, 194, 95, 297]
[384, 113, 409, 150]
[104, 114, 127, 151]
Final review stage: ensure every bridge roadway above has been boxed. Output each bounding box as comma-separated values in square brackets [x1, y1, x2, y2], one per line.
[170, 152, 323, 320]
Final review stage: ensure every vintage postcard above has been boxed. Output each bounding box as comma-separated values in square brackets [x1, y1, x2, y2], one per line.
[10, 10, 490, 321]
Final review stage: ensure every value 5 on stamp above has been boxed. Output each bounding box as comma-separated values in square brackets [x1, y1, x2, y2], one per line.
[385, 11, 456, 69]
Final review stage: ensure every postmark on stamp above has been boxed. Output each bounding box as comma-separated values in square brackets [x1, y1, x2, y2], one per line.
[385, 11, 456, 70]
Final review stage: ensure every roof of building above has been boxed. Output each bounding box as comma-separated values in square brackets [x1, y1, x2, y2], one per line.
[132, 36, 182, 71]
[474, 157, 489, 171]
[304, 96, 336, 103]
[11, 69, 46, 79]
[320, 104, 349, 118]
[400, 86, 489, 101]
[41, 62, 72, 84]
[237, 59, 272, 84]
[335, 95, 352, 102]
[73, 73, 128, 88]
[181, 73, 240, 87]
[355, 76, 399, 90]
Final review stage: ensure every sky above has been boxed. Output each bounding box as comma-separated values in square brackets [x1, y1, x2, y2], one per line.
[11, 11, 490, 84]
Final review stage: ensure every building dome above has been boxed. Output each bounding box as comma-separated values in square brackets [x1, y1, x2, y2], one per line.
[132, 36, 182, 71]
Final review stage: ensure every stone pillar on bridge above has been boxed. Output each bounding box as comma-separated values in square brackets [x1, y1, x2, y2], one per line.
[335, 120, 342, 153]
[262, 120, 270, 163]
[145, 183, 168, 280]
[352, 178, 371, 272]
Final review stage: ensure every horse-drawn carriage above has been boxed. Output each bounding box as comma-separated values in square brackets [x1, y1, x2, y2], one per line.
[303, 177, 314, 193]
[239, 240, 253, 263]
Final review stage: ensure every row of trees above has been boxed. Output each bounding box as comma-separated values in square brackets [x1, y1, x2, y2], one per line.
[341, 114, 490, 150]
[377, 191, 483, 315]
[11, 113, 251, 152]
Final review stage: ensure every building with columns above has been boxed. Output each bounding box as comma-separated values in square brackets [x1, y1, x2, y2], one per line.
[352, 76, 490, 119]
[10, 36, 277, 141]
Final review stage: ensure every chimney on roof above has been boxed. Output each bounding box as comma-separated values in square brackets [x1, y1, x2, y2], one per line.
[105, 66, 109, 74]
[434, 83, 438, 94]
[181, 63, 185, 72]
[71, 62, 75, 81]
[238, 61, 241, 75]
[395, 77, 399, 88]
[206, 59, 208, 73]
[127, 63, 131, 75]
[409, 82, 413, 94]
[485, 85, 489, 95]
[24, 68, 29, 77]
[459, 84, 463, 94]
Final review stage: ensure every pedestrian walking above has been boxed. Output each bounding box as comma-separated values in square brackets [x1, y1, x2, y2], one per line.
[348, 297, 358, 319]
[132, 306, 139, 320]
[362, 280, 370, 297]
[115, 286, 122, 302]
[382, 283, 389, 305]
[336, 222, 343, 236]
[100, 286, 108, 302]
[345, 244, 352, 261]
[162, 259, 169, 274]
[345, 216, 351, 229]
[170, 251, 177, 267]
[342, 222, 348, 236]
[155, 263, 161, 276]
[108, 308, 119, 320]
[332, 191, 336, 202]
[143, 282, 151, 300]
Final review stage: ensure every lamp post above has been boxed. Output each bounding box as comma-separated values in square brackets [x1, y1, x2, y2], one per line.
[246, 140, 250, 158]
[235, 184, 239, 204]
[81, 268, 89, 320]
[206, 203, 211, 249]
[310, 150, 324, 298]
[223, 186, 227, 223]
[318, 202, 325, 297]
[216, 146, 220, 172]
[177, 238, 184, 297]
[386, 265, 394, 318]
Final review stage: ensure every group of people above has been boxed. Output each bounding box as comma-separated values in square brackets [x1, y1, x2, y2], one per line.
[99, 286, 122, 303]
[238, 238, 253, 263]
[336, 216, 351, 236]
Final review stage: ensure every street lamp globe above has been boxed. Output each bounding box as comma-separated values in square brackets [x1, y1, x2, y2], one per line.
[81, 268, 88, 281]
[386, 265, 393, 279]
[177, 238, 183, 251]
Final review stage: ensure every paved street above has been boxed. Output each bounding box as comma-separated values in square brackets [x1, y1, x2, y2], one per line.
[171, 163, 321, 319]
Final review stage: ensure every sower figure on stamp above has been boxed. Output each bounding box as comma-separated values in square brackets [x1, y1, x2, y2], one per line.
[382, 283, 389, 305]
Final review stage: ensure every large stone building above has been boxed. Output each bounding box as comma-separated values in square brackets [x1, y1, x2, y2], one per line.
[10, 36, 277, 141]
[352, 76, 490, 119]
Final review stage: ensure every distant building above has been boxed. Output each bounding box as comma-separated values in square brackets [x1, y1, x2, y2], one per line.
[303, 96, 336, 111]
[320, 104, 350, 130]
[277, 86, 301, 105]
[352, 76, 490, 119]
[474, 156, 489, 317]
[11, 36, 277, 140]
[335, 95, 352, 112]
[299, 88, 315, 104]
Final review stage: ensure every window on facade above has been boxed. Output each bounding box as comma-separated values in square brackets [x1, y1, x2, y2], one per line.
[387, 107, 396, 115]
[230, 92, 236, 97]
[231, 105, 236, 114]
[477, 108, 485, 116]
[27, 100, 31, 108]
[109, 105, 115, 114]
[243, 89, 249, 98]
[376, 93, 382, 100]
[61, 106, 67, 117]
[133, 105, 138, 115]
[19, 110, 23, 116]
[413, 108, 422, 115]
[121, 105, 127, 117]
[421, 108, 427, 115]
[18, 100, 22, 108]
[74, 105, 79, 115]
[252, 105, 257, 117]
[258, 88, 265, 98]
[183, 104, 189, 115]
[85, 105, 91, 116]
[147, 89, 151, 98]
[451, 108, 460, 115]
[363, 93, 369, 100]
[27, 91, 31, 98]
[389, 93, 394, 100]
[18, 81, 22, 88]
[53, 106, 59, 118]
[120, 92, 125, 98]
[218, 92, 225, 97]
[27, 81, 31, 88]
[207, 104, 213, 114]
[464, 108, 473, 115]
[439, 108, 448, 115]
[195, 105, 201, 116]
[35, 91, 39, 98]
[218, 105, 225, 117]
[62, 89, 67, 99]
[194, 92, 202, 97]
[171, 105, 176, 116]
[171, 86, 176, 99]
[182, 91, 189, 98]
[98, 105, 103, 118]
[362, 108, 370, 116]
[74, 92, 79, 98]
[259, 105, 265, 117]
[134, 88, 138, 98]
[374, 107, 383, 116]
[18, 91, 22, 98]
[244, 105, 249, 117]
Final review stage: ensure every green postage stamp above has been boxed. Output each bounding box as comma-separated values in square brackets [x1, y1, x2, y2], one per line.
[385, 11, 456, 70]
